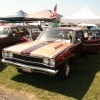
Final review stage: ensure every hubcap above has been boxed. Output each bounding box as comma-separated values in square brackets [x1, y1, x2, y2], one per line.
[65, 65, 69, 76]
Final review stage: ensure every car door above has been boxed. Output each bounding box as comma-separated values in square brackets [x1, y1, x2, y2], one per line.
[82, 30, 100, 54]
[5, 27, 21, 46]
[0, 27, 22, 54]
[71, 30, 83, 54]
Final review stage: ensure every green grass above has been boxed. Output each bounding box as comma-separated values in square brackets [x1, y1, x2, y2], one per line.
[0, 54, 100, 100]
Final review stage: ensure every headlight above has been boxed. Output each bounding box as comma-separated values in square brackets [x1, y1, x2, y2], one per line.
[43, 58, 55, 67]
[2, 51, 13, 58]
[8, 52, 13, 58]
[49, 59, 55, 66]
[43, 58, 49, 65]
[2, 51, 8, 58]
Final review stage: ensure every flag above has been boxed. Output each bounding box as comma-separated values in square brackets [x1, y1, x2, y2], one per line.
[53, 4, 57, 16]
[50, 4, 57, 18]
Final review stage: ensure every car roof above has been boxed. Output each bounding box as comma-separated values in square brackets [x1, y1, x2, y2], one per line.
[48, 27, 87, 31]
[89, 27, 100, 31]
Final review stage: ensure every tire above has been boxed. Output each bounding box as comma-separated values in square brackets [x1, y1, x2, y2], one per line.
[17, 69, 25, 73]
[57, 60, 70, 80]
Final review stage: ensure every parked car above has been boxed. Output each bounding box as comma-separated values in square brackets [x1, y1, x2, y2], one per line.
[0, 24, 42, 55]
[88, 27, 100, 39]
[2, 27, 100, 80]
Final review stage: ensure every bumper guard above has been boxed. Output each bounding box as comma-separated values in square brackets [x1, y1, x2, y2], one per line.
[2, 59, 58, 75]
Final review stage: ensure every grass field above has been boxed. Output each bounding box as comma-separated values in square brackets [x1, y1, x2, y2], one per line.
[0, 54, 100, 100]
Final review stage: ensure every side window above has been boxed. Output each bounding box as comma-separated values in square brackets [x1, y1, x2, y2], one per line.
[74, 31, 83, 43]
[67, 31, 73, 43]
[78, 31, 83, 38]
[9, 28, 18, 37]
[18, 28, 29, 37]
[95, 31, 100, 39]
[88, 30, 100, 40]
[84, 30, 100, 40]
[18, 28, 25, 34]
[0, 28, 9, 38]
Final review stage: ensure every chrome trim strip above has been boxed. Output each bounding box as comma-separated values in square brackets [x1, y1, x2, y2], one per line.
[13, 58, 43, 64]
[2, 59, 58, 75]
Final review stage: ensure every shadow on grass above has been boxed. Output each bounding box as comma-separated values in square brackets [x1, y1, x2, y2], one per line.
[11, 55, 100, 100]
[0, 59, 7, 72]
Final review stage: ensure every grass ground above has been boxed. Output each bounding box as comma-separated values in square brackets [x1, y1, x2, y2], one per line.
[0, 54, 100, 100]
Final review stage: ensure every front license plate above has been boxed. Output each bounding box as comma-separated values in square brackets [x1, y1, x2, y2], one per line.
[22, 67, 31, 72]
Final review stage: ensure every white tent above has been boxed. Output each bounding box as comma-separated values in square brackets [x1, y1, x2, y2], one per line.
[60, 6, 100, 24]
[77, 23, 97, 26]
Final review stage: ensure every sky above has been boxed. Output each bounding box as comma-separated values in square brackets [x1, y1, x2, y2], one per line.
[0, 0, 100, 17]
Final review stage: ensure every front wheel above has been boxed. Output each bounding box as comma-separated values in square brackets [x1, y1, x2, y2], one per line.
[57, 60, 70, 80]
[17, 69, 25, 74]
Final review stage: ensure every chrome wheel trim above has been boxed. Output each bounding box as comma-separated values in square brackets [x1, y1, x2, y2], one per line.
[65, 65, 69, 76]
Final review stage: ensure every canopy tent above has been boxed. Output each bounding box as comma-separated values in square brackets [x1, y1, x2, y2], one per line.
[60, 6, 100, 24]
[0, 20, 10, 26]
[25, 9, 63, 22]
[0, 20, 9, 23]
[77, 23, 97, 26]
[0, 10, 27, 22]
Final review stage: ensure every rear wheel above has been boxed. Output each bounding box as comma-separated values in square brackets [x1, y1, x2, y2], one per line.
[57, 60, 70, 80]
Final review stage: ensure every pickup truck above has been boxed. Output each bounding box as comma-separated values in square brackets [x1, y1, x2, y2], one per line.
[2, 27, 100, 80]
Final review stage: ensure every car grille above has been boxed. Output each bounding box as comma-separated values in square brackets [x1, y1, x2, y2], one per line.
[13, 54, 43, 63]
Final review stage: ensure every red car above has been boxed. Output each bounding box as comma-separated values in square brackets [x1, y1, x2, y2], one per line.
[0, 24, 42, 55]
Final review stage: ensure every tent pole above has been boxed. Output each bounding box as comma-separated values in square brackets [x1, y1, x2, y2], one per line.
[23, 17, 24, 25]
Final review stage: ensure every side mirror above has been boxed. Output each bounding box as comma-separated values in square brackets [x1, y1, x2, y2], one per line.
[84, 32, 88, 38]
[77, 38, 81, 42]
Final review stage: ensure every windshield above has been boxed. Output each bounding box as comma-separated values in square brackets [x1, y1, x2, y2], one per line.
[37, 28, 73, 43]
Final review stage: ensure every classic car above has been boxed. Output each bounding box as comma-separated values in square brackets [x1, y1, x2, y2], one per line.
[0, 24, 42, 55]
[2, 27, 100, 80]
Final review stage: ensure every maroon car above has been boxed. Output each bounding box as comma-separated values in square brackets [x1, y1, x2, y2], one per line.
[0, 24, 42, 55]
[2, 27, 100, 80]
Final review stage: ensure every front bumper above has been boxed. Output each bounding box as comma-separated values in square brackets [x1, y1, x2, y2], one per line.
[2, 59, 58, 75]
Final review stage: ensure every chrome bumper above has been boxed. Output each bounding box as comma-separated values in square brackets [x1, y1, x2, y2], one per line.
[2, 59, 58, 75]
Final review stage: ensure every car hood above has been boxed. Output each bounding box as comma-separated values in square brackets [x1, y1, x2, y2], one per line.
[4, 40, 73, 58]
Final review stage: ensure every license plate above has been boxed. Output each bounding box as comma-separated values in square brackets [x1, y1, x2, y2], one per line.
[22, 67, 31, 72]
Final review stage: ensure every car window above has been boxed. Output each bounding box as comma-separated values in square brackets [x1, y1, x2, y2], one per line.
[31, 28, 41, 33]
[18, 28, 25, 33]
[88, 30, 100, 39]
[0, 27, 8, 38]
[37, 29, 73, 43]
[74, 31, 83, 43]
[18, 27, 31, 36]
[8, 28, 18, 37]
